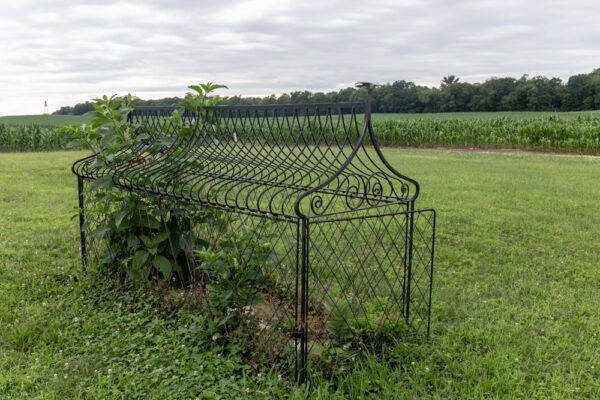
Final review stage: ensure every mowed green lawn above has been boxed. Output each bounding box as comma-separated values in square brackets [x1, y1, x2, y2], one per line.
[1, 150, 599, 399]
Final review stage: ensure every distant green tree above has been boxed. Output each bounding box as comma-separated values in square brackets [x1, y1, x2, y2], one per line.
[415, 86, 442, 113]
[52, 67, 600, 114]
[477, 77, 516, 111]
[310, 92, 328, 103]
[587, 69, 600, 109]
[276, 93, 291, 104]
[335, 87, 356, 102]
[565, 73, 594, 110]
[441, 75, 460, 88]
[500, 77, 531, 110]
[349, 88, 367, 102]
[440, 80, 475, 112]
[290, 90, 311, 103]
[261, 94, 278, 105]
[53, 105, 75, 115]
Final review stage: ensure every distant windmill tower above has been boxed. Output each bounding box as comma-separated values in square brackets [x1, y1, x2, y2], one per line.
[43, 100, 49, 115]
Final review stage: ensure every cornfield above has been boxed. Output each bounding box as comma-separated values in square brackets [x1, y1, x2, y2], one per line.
[369, 115, 600, 153]
[1, 114, 600, 153]
[0, 124, 72, 152]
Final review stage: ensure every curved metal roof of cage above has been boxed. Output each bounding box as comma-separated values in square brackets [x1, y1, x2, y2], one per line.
[72, 101, 419, 219]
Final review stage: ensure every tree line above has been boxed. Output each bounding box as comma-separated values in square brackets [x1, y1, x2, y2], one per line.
[55, 68, 600, 115]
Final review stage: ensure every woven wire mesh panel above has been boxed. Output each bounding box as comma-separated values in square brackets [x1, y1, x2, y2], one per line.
[406, 209, 436, 336]
[303, 207, 435, 373]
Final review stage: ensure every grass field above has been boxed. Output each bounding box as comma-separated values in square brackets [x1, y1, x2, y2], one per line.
[1, 149, 599, 398]
[0, 115, 92, 127]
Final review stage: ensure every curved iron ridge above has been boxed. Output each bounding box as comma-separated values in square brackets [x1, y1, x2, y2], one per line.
[292, 116, 367, 218]
[71, 101, 421, 218]
[293, 110, 420, 218]
[366, 117, 420, 203]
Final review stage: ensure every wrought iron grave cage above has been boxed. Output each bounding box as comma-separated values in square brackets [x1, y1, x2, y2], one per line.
[72, 98, 436, 382]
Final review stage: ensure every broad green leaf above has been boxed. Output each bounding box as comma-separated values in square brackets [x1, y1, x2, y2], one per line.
[220, 290, 233, 303]
[100, 249, 117, 264]
[188, 85, 203, 95]
[89, 225, 110, 240]
[247, 295, 265, 306]
[66, 140, 83, 148]
[133, 250, 149, 267]
[88, 175, 114, 192]
[139, 234, 152, 246]
[114, 209, 128, 230]
[146, 217, 161, 230]
[153, 232, 168, 244]
[153, 255, 172, 278]
[202, 83, 228, 93]
[308, 342, 325, 357]
[178, 127, 194, 138]
[126, 233, 139, 248]
[100, 133, 118, 148]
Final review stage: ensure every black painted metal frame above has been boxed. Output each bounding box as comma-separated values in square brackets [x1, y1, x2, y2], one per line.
[72, 96, 436, 382]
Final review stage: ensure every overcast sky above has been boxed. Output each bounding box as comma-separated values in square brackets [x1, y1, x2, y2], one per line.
[1, 0, 599, 115]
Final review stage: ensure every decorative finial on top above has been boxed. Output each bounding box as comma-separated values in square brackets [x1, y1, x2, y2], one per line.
[355, 82, 380, 97]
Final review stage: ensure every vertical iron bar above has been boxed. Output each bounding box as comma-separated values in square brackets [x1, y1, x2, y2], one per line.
[294, 220, 300, 380]
[77, 176, 87, 274]
[405, 202, 415, 325]
[402, 207, 409, 316]
[299, 217, 309, 383]
[305, 220, 310, 382]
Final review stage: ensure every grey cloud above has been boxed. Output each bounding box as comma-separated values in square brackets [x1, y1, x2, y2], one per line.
[1, 0, 599, 114]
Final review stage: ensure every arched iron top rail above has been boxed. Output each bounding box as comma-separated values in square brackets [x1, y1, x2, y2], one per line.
[72, 101, 419, 219]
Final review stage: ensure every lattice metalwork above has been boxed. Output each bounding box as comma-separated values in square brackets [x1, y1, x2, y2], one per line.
[73, 98, 435, 382]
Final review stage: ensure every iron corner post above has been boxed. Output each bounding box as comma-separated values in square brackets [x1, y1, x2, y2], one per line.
[77, 176, 87, 274]
[427, 209, 437, 341]
[405, 200, 416, 324]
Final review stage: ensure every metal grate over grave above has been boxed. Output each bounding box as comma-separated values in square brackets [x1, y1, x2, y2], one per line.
[72, 96, 436, 383]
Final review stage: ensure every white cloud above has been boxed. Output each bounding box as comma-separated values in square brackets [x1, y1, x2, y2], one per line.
[0, 0, 599, 115]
